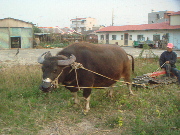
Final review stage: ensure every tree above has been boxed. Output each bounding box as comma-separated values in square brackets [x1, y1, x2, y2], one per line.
[33, 26, 42, 33]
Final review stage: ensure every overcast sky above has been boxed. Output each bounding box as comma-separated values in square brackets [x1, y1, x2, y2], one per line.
[0, 0, 179, 27]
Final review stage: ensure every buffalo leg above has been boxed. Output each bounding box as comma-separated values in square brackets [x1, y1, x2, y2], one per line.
[83, 88, 91, 113]
[72, 92, 80, 104]
[107, 86, 114, 97]
[127, 83, 134, 95]
[84, 95, 91, 113]
[124, 77, 134, 95]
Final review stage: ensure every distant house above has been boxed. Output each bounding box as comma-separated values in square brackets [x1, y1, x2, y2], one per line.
[96, 11, 180, 49]
[70, 17, 98, 33]
[148, 10, 175, 24]
[0, 17, 34, 49]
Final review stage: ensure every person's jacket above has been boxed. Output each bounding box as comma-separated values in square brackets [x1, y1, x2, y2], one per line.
[159, 51, 177, 68]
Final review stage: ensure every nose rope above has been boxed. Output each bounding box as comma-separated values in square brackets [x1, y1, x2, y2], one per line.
[51, 66, 69, 88]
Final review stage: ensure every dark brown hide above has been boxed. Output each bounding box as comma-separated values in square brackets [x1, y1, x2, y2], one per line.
[39, 42, 134, 112]
[57, 43, 132, 88]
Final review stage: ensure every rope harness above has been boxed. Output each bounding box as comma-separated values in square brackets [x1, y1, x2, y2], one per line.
[51, 62, 134, 89]
[51, 66, 69, 88]
[51, 62, 167, 89]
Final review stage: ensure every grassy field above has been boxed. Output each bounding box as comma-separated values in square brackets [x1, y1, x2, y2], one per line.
[0, 59, 180, 135]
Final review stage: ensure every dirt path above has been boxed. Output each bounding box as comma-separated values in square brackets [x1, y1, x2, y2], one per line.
[0, 48, 62, 65]
[1, 47, 179, 66]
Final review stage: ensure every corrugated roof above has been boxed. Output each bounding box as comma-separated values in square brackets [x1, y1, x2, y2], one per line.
[96, 22, 180, 32]
[0, 17, 34, 25]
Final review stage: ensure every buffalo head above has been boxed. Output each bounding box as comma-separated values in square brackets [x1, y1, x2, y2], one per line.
[38, 51, 76, 92]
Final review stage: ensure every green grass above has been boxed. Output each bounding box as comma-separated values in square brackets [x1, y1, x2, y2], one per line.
[0, 59, 180, 135]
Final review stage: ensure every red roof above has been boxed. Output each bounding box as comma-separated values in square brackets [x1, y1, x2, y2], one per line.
[70, 18, 86, 21]
[170, 11, 180, 15]
[96, 22, 180, 32]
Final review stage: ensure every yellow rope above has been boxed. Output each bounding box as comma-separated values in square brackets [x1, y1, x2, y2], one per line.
[52, 62, 147, 89]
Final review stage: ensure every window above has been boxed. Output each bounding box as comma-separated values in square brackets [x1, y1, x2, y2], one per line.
[129, 35, 132, 40]
[81, 28, 85, 32]
[81, 20, 85, 24]
[156, 14, 160, 19]
[101, 35, 104, 40]
[153, 35, 160, 41]
[121, 35, 123, 40]
[112, 35, 116, 40]
[137, 35, 144, 41]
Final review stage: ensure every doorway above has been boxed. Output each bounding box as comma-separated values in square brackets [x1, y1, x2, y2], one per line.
[124, 33, 128, 45]
[106, 34, 109, 44]
[11, 37, 21, 48]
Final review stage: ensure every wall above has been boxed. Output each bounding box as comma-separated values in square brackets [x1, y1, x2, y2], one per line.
[0, 27, 33, 49]
[21, 28, 33, 48]
[97, 29, 176, 47]
[169, 30, 180, 49]
[148, 11, 166, 24]
[85, 18, 97, 31]
[170, 15, 180, 25]
[0, 28, 9, 48]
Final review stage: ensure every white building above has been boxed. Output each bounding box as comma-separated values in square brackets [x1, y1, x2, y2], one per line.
[96, 11, 180, 49]
[70, 17, 97, 33]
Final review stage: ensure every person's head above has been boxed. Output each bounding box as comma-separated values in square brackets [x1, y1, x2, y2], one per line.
[167, 43, 173, 52]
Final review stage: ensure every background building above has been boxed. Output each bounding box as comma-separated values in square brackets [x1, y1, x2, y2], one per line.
[70, 17, 98, 33]
[148, 10, 175, 24]
[96, 11, 180, 49]
[0, 18, 34, 49]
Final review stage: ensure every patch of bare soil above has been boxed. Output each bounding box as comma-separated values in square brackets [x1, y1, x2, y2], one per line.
[39, 119, 95, 135]
[38, 116, 121, 135]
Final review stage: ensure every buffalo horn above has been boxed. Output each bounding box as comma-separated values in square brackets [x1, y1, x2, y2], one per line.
[58, 55, 68, 60]
[37, 51, 51, 64]
[58, 54, 76, 65]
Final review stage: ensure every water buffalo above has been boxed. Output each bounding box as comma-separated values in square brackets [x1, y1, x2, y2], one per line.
[38, 42, 134, 113]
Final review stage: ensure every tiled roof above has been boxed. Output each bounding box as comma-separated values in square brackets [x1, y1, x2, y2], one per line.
[96, 22, 180, 32]
[170, 11, 180, 15]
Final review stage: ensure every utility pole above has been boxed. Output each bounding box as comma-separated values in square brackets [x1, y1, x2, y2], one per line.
[112, 9, 114, 26]
[76, 16, 78, 32]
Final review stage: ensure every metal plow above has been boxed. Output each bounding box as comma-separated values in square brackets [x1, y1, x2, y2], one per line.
[133, 71, 178, 89]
